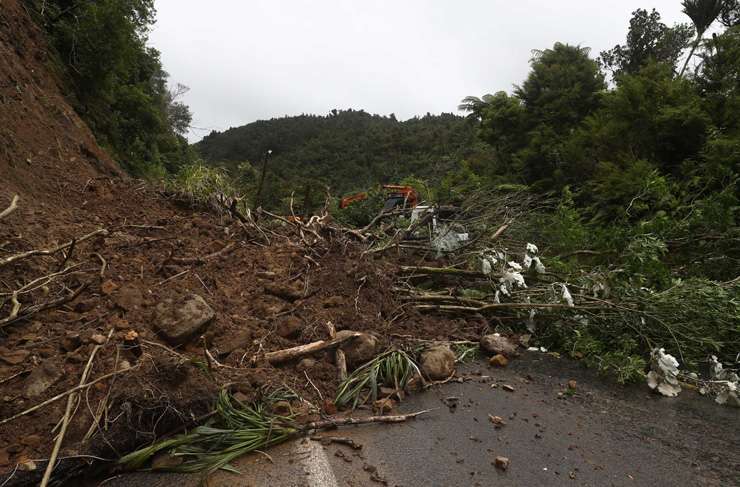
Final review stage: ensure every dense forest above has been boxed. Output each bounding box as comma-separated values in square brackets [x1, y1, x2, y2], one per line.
[195, 110, 485, 207]
[25, 0, 195, 177]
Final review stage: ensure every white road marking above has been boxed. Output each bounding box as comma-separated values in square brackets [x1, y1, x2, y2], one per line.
[294, 438, 339, 487]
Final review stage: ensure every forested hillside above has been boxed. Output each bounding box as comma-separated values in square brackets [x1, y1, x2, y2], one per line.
[195, 110, 483, 205]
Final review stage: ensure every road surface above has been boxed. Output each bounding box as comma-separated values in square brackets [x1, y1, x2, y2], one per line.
[102, 352, 739, 486]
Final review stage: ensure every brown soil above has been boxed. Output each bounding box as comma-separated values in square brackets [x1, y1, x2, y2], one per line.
[0, 3, 478, 484]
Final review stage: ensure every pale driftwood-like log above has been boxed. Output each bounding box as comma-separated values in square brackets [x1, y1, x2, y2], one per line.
[325, 321, 348, 381]
[299, 409, 432, 431]
[0, 228, 107, 268]
[0, 195, 19, 220]
[264, 333, 360, 365]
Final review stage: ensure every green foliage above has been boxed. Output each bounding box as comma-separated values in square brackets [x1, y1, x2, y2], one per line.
[599, 9, 694, 79]
[119, 390, 297, 473]
[28, 0, 194, 176]
[335, 350, 420, 410]
[196, 110, 480, 209]
[168, 163, 236, 205]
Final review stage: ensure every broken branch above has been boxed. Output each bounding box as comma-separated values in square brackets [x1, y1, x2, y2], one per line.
[263, 333, 360, 365]
[0, 228, 107, 268]
[0, 195, 19, 220]
[299, 409, 433, 432]
[0, 282, 89, 329]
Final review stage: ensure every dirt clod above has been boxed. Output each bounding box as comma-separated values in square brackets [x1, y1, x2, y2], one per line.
[337, 330, 378, 366]
[480, 334, 518, 357]
[420, 345, 456, 380]
[489, 354, 509, 367]
[494, 456, 510, 471]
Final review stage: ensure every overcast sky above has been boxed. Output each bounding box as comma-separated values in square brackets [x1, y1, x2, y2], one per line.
[149, 0, 689, 142]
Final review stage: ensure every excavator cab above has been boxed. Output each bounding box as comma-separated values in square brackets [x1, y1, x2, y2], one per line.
[381, 185, 418, 211]
[339, 185, 419, 211]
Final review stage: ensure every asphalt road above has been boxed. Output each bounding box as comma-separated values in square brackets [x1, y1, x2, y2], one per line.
[101, 352, 739, 487]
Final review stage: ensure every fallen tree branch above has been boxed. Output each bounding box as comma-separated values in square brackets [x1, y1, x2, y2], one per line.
[299, 409, 433, 431]
[40, 330, 109, 486]
[263, 333, 360, 365]
[414, 302, 605, 314]
[0, 195, 19, 220]
[0, 366, 136, 426]
[325, 321, 347, 381]
[0, 282, 89, 329]
[0, 228, 107, 268]
[399, 265, 487, 278]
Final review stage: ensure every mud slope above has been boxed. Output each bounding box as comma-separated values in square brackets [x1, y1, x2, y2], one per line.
[0, 0, 122, 207]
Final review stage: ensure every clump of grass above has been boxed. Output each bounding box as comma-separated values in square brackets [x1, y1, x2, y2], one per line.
[168, 162, 236, 205]
[119, 390, 297, 474]
[335, 350, 421, 410]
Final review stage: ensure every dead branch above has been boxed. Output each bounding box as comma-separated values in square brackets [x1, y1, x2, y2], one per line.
[299, 409, 433, 432]
[0, 282, 89, 329]
[413, 302, 604, 314]
[171, 242, 237, 265]
[40, 330, 109, 487]
[325, 321, 347, 381]
[156, 269, 190, 287]
[0, 365, 136, 426]
[0, 195, 19, 220]
[399, 265, 487, 278]
[263, 333, 360, 365]
[0, 228, 107, 268]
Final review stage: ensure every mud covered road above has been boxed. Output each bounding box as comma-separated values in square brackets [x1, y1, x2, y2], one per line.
[104, 352, 739, 487]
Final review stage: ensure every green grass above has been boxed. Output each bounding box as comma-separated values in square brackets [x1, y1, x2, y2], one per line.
[119, 390, 297, 474]
[335, 350, 421, 409]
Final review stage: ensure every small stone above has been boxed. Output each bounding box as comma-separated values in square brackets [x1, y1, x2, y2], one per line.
[502, 384, 515, 392]
[153, 294, 215, 345]
[373, 397, 396, 414]
[0, 347, 30, 365]
[24, 362, 62, 398]
[420, 345, 456, 380]
[296, 357, 316, 372]
[567, 379, 577, 390]
[323, 399, 337, 415]
[118, 360, 132, 371]
[489, 354, 509, 367]
[90, 334, 107, 345]
[494, 456, 510, 471]
[18, 460, 37, 471]
[480, 334, 518, 357]
[61, 333, 82, 352]
[100, 280, 118, 295]
[488, 415, 505, 428]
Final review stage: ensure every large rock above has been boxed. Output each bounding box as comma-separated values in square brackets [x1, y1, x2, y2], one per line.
[24, 362, 62, 398]
[480, 334, 518, 357]
[153, 294, 215, 345]
[420, 345, 456, 380]
[336, 330, 378, 366]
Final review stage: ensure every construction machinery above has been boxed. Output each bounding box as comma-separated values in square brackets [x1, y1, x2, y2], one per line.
[339, 185, 419, 210]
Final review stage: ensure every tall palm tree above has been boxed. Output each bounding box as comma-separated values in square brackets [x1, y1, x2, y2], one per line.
[679, 0, 726, 76]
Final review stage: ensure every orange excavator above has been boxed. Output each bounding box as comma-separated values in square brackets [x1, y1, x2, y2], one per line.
[339, 185, 419, 211]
